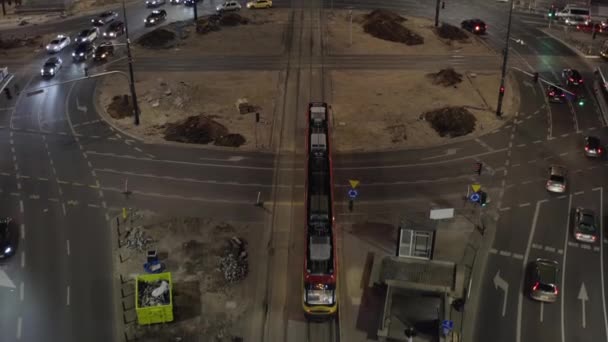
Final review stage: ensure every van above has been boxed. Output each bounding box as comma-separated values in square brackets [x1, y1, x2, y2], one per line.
[556, 5, 591, 25]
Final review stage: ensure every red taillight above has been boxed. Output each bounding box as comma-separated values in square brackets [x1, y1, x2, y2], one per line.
[599, 148, 603, 153]
[549, 91, 555, 96]
[592, 235, 597, 241]
[569, 78, 574, 82]
[580, 79, 584, 83]
[561, 94, 565, 97]
[532, 282, 539, 291]
[554, 286, 559, 295]
[585, 146, 589, 151]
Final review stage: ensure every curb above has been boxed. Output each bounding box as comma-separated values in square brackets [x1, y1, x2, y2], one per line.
[540, 28, 601, 60]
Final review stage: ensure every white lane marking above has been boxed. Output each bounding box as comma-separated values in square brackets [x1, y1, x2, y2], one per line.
[599, 186, 608, 340]
[62, 203, 66, 216]
[66, 240, 70, 256]
[574, 191, 585, 195]
[545, 246, 556, 252]
[519, 203, 531, 207]
[540, 302, 544, 323]
[490, 248, 498, 254]
[532, 243, 543, 249]
[19, 282, 24, 301]
[499, 207, 511, 211]
[569, 241, 580, 248]
[558, 249, 564, 254]
[499, 251, 512, 257]
[561, 195, 573, 342]
[20, 224, 24, 240]
[517, 200, 545, 342]
[16, 316, 22, 340]
[581, 244, 591, 250]
[20, 251, 25, 268]
[594, 246, 601, 252]
[66, 285, 70, 306]
[513, 253, 524, 260]
[19, 200, 23, 213]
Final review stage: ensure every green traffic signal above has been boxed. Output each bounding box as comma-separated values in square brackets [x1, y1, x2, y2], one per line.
[578, 99, 585, 106]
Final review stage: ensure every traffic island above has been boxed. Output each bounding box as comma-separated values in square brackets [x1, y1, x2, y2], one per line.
[96, 71, 280, 150]
[330, 69, 518, 151]
[541, 26, 606, 57]
[324, 9, 495, 56]
[113, 210, 255, 341]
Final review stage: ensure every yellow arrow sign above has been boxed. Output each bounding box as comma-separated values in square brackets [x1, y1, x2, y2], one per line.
[349, 179, 360, 189]
[471, 184, 481, 193]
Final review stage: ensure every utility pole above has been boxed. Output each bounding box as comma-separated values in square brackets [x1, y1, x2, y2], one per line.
[122, 0, 141, 125]
[496, 0, 514, 117]
[193, 0, 198, 22]
[2, 0, 6, 16]
[434, 0, 440, 27]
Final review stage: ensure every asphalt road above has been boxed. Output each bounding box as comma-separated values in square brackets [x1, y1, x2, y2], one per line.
[2, 0, 607, 341]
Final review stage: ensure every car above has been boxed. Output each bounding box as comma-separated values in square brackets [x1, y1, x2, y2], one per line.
[0, 218, 16, 259]
[527, 259, 559, 303]
[144, 9, 167, 26]
[104, 21, 125, 38]
[584, 136, 603, 157]
[169, 0, 182, 4]
[461, 19, 487, 34]
[573, 208, 598, 243]
[216, 0, 241, 12]
[184, 0, 198, 6]
[576, 22, 604, 34]
[546, 165, 567, 193]
[91, 10, 118, 26]
[247, 0, 272, 9]
[75, 28, 99, 43]
[146, 0, 166, 7]
[45, 34, 71, 53]
[93, 42, 115, 62]
[72, 42, 96, 62]
[40, 57, 63, 78]
[546, 85, 566, 103]
[562, 68, 583, 86]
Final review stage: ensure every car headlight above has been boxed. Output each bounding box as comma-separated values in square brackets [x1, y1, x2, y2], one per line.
[103, 32, 107, 36]
[46, 44, 51, 49]
[80, 52, 84, 56]
[72, 52, 76, 56]
[4, 247, 11, 254]
[150, 19, 155, 23]
[40, 68, 45, 74]
[110, 32, 115, 37]
[101, 53, 106, 58]
[50, 68, 55, 74]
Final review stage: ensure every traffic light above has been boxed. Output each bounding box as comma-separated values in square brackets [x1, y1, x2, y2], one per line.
[548, 6, 556, 18]
[578, 98, 586, 106]
[499, 86, 505, 94]
[474, 162, 483, 175]
[533, 72, 539, 82]
[479, 191, 487, 207]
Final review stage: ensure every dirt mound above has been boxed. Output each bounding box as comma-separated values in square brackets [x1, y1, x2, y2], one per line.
[106, 95, 134, 119]
[427, 68, 463, 87]
[164, 115, 229, 144]
[136, 28, 177, 49]
[362, 10, 423, 45]
[214, 133, 246, 147]
[219, 13, 250, 26]
[423, 106, 476, 138]
[365, 9, 406, 24]
[436, 23, 469, 41]
[0, 35, 42, 49]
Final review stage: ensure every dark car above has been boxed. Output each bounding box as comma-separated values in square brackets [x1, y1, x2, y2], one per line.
[72, 42, 96, 61]
[170, 0, 182, 3]
[461, 19, 487, 34]
[91, 10, 118, 26]
[146, 0, 166, 7]
[144, 9, 167, 26]
[547, 85, 566, 103]
[0, 218, 17, 259]
[573, 208, 598, 243]
[562, 68, 583, 86]
[93, 42, 115, 61]
[40, 56, 63, 78]
[527, 259, 559, 303]
[103, 21, 125, 38]
[74, 28, 99, 43]
[584, 136, 603, 157]
[184, 0, 198, 6]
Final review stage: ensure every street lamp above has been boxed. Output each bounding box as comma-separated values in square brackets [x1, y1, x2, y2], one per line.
[122, 0, 141, 125]
[496, 0, 515, 117]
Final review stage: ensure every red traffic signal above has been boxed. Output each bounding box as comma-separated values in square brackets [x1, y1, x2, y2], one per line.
[474, 162, 483, 175]
[499, 86, 505, 94]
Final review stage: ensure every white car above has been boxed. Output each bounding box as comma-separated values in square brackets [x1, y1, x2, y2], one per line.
[146, 0, 166, 7]
[75, 28, 99, 43]
[46, 35, 71, 53]
[216, 0, 241, 12]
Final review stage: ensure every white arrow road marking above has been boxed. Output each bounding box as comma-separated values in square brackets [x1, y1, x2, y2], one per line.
[579, 283, 589, 328]
[76, 98, 88, 113]
[0, 268, 16, 288]
[421, 148, 460, 160]
[494, 270, 509, 317]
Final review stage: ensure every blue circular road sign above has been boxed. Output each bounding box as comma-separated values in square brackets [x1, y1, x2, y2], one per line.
[348, 189, 358, 199]
[469, 192, 480, 203]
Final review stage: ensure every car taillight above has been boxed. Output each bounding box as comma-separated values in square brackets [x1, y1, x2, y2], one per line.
[580, 79, 584, 83]
[599, 148, 603, 153]
[532, 282, 539, 291]
[592, 235, 597, 241]
[570, 78, 574, 82]
[561, 94, 565, 97]
[554, 286, 559, 295]
[475, 25, 480, 31]
[576, 233, 583, 239]
[549, 91, 555, 96]
[585, 146, 589, 151]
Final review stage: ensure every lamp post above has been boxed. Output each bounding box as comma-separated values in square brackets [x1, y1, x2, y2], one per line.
[496, 0, 514, 117]
[122, 0, 141, 125]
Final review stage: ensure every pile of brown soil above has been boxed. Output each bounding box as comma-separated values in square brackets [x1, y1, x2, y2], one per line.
[219, 13, 250, 26]
[361, 9, 423, 45]
[164, 115, 229, 144]
[427, 68, 463, 87]
[196, 13, 249, 34]
[436, 23, 469, 41]
[423, 106, 476, 137]
[136, 28, 177, 49]
[214, 133, 246, 147]
[106, 95, 134, 119]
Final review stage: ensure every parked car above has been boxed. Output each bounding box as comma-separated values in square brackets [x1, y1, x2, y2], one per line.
[0, 218, 16, 260]
[584, 136, 603, 157]
[75, 28, 99, 43]
[461, 19, 487, 34]
[46, 34, 71, 53]
[93, 42, 115, 62]
[40, 57, 63, 78]
[546, 165, 567, 193]
[573, 208, 598, 243]
[144, 9, 167, 26]
[146, 0, 166, 7]
[546, 85, 566, 103]
[575, 22, 604, 34]
[247, 0, 272, 9]
[91, 10, 118, 26]
[562, 68, 583, 86]
[527, 259, 559, 303]
[184, 0, 198, 6]
[72, 42, 96, 62]
[103, 21, 126, 38]
[216, 0, 241, 12]
[556, 5, 590, 26]
[169, 0, 182, 4]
